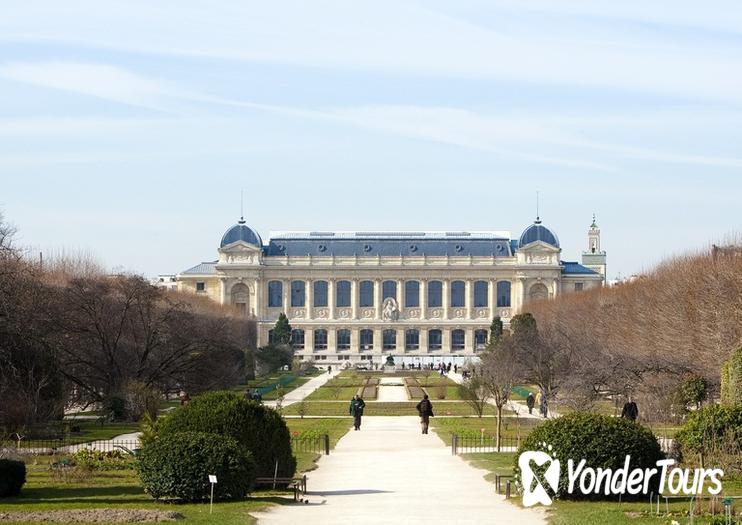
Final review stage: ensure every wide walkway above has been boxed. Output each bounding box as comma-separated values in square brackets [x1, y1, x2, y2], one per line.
[254, 416, 545, 525]
[265, 369, 341, 409]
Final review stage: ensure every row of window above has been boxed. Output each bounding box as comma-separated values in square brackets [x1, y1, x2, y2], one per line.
[268, 280, 512, 309]
[271, 328, 490, 352]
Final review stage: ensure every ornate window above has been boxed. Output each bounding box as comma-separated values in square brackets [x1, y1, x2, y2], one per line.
[314, 329, 328, 351]
[359, 280, 374, 307]
[291, 280, 305, 307]
[496, 281, 511, 307]
[268, 281, 283, 307]
[405, 281, 420, 307]
[337, 329, 351, 351]
[336, 280, 351, 307]
[382, 280, 397, 301]
[474, 281, 488, 307]
[291, 329, 305, 350]
[313, 280, 328, 307]
[452, 329, 466, 351]
[428, 329, 442, 351]
[405, 329, 420, 351]
[360, 329, 373, 350]
[474, 329, 488, 350]
[231, 283, 249, 315]
[529, 283, 549, 302]
[428, 280, 443, 307]
[451, 280, 465, 307]
[383, 329, 396, 350]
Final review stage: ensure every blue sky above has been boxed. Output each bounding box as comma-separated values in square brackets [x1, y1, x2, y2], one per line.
[1, 1, 741, 278]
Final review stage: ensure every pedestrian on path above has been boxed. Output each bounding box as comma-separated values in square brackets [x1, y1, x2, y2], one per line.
[416, 394, 434, 434]
[349, 394, 366, 430]
[526, 392, 535, 415]
[621, 396, 638, 421]
[539, 390, 548, 418]
[327, 365, 332, 374]
[534, 390, 541, 413]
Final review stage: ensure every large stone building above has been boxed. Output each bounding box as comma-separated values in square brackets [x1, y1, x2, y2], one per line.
[177, 216, 605, 365]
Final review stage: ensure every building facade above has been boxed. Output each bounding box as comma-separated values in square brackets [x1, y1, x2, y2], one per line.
[177, 217, 604, 364]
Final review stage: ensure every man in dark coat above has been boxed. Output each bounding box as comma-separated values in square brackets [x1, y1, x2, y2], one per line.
[416, 394, 434, 434]
[526, 392, 535, 415]
[349, 395, 366, 430]
[621, 397, 639, 421]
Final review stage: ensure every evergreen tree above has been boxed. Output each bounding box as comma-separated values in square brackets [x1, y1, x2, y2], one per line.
[489, 316, 504, 345]
[272, 313, 292, 346]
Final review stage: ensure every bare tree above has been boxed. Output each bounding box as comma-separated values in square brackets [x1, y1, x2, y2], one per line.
[479, 339, 521, 451]
[457, 375, 489, 418]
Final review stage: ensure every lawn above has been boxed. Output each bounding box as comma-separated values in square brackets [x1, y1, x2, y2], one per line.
[282, 401, 500, 417]
[285, 418, 352, 473]
[430, 416, 542, 446]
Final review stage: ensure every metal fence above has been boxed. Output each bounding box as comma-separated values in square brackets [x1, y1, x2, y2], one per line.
[291, 434, 330, 455]
[451, 433, 521, 455]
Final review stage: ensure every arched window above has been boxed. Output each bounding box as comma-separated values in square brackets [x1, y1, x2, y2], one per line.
[405, 281, 420, 307]
[337, 329, 351, 351]
[359, 280, 374, 307]
[314, 329, 328, 351]
[336, 280, 351, 307]
[313, 280, 328, 307]
[474, 329, 488, 350]
[451, 280, 465, 307]
[428, 280, 443, 307]
[474, 281, 488, 307]
[268, 281, 283, 307]
[405, 329, 420, 351]
[291, 329, 305, 350]
[496, 281, 511, 307]
[360, 329, 374, 350]
[452, 329, 466, 351]
[382, 280, 397, 301]
[428, 329, 442, 351]
[529, 283, 549, 302]
[383, 329, 396, 351]
[231, 283, 249, 315]
[291, 280, 305, 307]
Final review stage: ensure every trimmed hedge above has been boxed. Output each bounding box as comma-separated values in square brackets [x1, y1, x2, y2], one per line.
[514, 412, 663, 501]
[137, 431, 254, 502]
[721, 347, 742, 406]
[158, 391, 296, 478]
[675, 404, 742, 455]
[0, 459, 26, 497]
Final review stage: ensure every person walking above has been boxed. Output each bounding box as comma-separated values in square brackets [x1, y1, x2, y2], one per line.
[416, 394, 434, 434]
[534, 390, 542, 415]
[349, 394, 366, 430]
[526, 392, 535, 415]
[621, 396, 638, 421]
[540, 395, 548, 418]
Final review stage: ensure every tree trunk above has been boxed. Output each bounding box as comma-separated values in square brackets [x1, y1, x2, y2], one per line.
[496, 405, 502, 452]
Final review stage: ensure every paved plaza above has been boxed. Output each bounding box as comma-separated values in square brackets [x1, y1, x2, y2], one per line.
[254, 416, 545, 525]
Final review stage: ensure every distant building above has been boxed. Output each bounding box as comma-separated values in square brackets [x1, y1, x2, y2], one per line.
[152, 274, 178, 291]
[176, 216, 604, 364]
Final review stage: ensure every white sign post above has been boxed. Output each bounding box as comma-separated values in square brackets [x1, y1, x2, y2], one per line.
[208, 475, 217, 514]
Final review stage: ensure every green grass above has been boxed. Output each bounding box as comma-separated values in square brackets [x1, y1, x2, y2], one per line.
[305, 386, 361, 400]
[430, 416, 541, 445]
[281, 401, 500, 417]
[285, 418, 352, 447]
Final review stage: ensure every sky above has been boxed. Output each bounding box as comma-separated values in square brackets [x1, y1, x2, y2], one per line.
[1, 1, 741, 279]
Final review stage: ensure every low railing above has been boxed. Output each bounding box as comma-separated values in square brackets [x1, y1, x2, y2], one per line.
[2, 439, 141, 454]
[291, 434, 330, 456]
[450, 433, 521, 455]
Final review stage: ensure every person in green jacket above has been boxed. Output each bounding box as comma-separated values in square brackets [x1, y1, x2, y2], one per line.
[349, 394, 366, 430]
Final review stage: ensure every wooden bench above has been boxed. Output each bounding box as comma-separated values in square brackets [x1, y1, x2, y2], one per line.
[254, 475, 308, 502]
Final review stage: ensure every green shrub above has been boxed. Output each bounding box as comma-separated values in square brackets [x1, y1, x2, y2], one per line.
[137, 431, 254, 502]
[675, 404, 742, 475]
[514, 412, 663, 501]
[157, 391, 296, 479]
[0, 459, 26, 497]
[73, 449, 134, 470]
[721, 347, 742, 407]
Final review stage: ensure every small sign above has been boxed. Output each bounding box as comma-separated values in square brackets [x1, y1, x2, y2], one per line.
[723, 497, 733, 506]
[209, 475, 217, 484]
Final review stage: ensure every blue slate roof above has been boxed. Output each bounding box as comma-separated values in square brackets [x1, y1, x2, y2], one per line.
[264, 232, 514, 257]
[519, 221, 560, 248]
[220, 221, 262, 248]
[181, 261, 218, 275]
[561, 261, 598, 275]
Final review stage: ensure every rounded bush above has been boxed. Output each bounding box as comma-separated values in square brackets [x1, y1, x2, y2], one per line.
[0, 459, 26, 497]
[514, 412, 663, 500]
[137, 431, 254, 502]
[675, 405, 742, 462]
[158, 391, 296, 479]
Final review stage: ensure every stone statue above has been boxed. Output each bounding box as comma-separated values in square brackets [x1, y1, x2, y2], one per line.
[382, 297, 399, 321]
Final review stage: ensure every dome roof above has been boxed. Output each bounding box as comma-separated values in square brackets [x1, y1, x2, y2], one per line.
[220, 219, 263, 248]
[519, 219, 560, 248]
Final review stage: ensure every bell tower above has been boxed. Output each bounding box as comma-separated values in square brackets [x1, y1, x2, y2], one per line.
[581, 214, 606, 284]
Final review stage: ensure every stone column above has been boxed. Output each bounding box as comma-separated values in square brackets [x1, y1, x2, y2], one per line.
[465, 328, 474, 354]
[374, 327, 383, 353]
[442, 280, 450, 320]
[219, 278, 227, 305]
[397, 327, 406, 353]
[374, 279, 382, 319]
[305, 328, 314, 353]
[306, 280, 313, 318]
[465, 280, 473, 319]
[419, 279, 427, 320]
[351, 280, 359, 320]
[283, 279, 290, 313]
[397, 279, 404, 309]
[351, 327, 360, 353]
[488, 279, 496, 317]
[328, 328, 337, 353]
[442, 328, 451, 353]
[419, 328, 428, 355]
[328, 278, 336, 320]
[252, 279, 261, 317]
